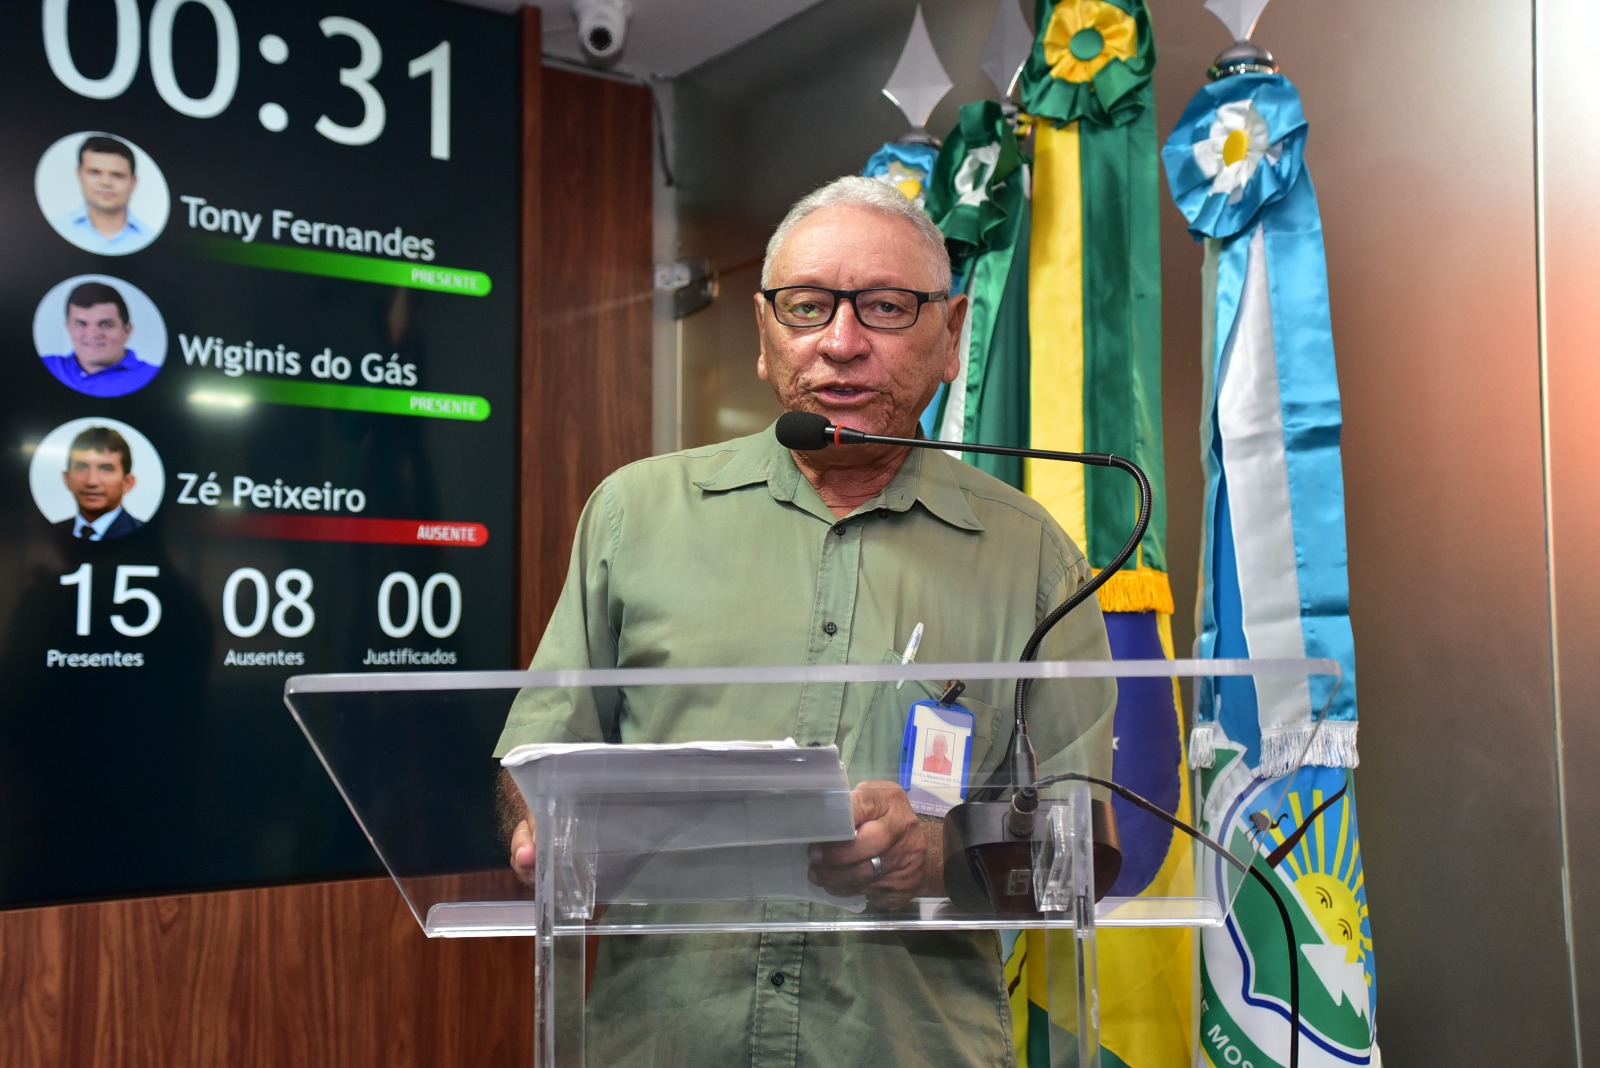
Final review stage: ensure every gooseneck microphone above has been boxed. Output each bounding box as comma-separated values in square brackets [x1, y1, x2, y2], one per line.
[777, 410, 1152, 914]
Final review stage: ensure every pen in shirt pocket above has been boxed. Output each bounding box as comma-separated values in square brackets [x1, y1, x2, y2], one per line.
[895, 621, 924, 690]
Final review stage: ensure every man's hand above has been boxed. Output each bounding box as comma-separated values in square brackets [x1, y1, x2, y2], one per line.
[498, 769, 537, 888]
[509, 817, 537, 888]
[807, 781, 939, 909]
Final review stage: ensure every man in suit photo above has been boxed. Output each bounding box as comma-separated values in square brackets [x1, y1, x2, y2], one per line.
[58, 426, 144, 542]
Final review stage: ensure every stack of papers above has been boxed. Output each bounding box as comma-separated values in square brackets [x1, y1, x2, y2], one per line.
[502, 739, 860, 907]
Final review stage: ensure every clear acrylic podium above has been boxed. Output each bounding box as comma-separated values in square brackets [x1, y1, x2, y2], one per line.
[284, 658, 1334, 1068]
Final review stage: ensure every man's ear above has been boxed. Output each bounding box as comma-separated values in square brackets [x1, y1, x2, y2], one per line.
[941, 292, 969, 385]
[754, 292, 771, 382]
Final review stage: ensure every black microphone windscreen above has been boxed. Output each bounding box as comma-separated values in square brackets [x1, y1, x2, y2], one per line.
[775, 411, 833, 450]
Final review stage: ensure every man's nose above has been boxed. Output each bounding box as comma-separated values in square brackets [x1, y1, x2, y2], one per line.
[818, 299, 871, 361]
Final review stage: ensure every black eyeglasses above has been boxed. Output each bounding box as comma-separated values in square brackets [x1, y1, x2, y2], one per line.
[761, 286, 949, 330]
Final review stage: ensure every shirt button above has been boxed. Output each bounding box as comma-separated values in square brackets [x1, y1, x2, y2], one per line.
[876, 508, 889, 518]
[769, 971, 785, 987]
[822, 621, 837, 636]
[833, 523, 846, 536]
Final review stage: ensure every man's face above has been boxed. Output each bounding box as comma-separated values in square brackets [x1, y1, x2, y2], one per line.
[63, 448, 135, 521]
[66, 302, 133, 372]
[76, 151, 136, 215]
[755, 204, 966, 443]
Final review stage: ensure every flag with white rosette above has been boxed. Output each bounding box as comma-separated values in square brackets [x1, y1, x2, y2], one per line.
[1163, 68, 1379, 1068]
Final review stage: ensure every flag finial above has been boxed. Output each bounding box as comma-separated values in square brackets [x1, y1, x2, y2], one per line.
[882, 6, 953, 136]
[1202, 0, 1278, 78]
[1202, 0, 1271, 43]
[979, 0, 1032, 102]
[1208, 40, 1277, 80]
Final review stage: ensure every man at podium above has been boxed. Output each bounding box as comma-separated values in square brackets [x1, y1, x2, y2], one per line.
[497, 176, 1115, 1066]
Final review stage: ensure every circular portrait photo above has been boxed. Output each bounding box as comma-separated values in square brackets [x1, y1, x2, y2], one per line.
[34, 275, 167, 398]
[35, 131, 171, 256]
[30, 418, 166, 543]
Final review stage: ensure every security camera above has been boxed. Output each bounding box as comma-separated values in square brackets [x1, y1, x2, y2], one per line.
[573, 0, 630, 66]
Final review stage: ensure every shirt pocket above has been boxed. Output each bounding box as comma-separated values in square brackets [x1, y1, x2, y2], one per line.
[840, 653, 1006, 786]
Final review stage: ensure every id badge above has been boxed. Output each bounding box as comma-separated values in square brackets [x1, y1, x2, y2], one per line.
[898, 699, 975, 817]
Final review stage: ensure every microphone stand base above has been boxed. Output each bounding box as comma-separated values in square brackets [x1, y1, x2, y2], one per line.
[941, 799, 1121, 918]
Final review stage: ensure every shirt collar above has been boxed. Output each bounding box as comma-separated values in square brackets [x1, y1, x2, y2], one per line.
[69, 350, 140, 377]
[694, 425, 798, 497]
[66, 208, 148, 237]
[76, 506, 123, 540]
[695, 421, 983, 531]
[875, 443, 984, 530]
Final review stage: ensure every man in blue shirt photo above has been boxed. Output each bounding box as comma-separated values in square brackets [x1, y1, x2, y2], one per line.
[55, 135, 156, 255]
[39, 282, 160, 398]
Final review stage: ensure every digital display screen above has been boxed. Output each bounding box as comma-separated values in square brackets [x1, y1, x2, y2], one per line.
[0, 0, 520, 906]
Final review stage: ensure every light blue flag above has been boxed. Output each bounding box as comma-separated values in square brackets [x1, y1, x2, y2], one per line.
[1163, 71, 1379, 1067]
[1163, 72, 1357, 776]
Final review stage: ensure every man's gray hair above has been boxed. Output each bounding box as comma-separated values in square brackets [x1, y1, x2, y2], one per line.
[761, 176, 952, 291]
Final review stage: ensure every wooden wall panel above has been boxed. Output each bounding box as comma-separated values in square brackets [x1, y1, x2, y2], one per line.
[516, 7, 546, 667]
[520, 68, 656, 660]
[0, 878, 534, 1068]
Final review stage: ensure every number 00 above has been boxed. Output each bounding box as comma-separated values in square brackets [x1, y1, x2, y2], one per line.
[377, 572, 461, 639]
[45, 0, 240, 117]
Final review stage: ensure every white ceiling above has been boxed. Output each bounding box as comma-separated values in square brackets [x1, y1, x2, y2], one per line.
[446, 0, 831, 80]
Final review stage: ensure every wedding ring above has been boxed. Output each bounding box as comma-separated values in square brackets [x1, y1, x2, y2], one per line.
[869, 855, 884, 879]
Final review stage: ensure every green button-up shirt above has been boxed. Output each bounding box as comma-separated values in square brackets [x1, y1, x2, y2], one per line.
[498, 425, 1116, 1067]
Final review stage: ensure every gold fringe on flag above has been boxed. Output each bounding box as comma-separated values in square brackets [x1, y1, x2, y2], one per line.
[1093, 565, 1174, 615]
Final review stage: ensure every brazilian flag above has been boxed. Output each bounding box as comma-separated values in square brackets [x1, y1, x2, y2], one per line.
[932, 2, 1196, 1065]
